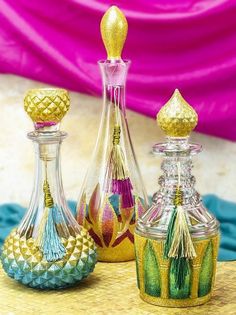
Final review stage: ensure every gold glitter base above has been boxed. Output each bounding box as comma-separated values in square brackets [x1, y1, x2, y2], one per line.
[97, 238, 134, 262]
[1, 229, 97, 289]
[135, 232, 219, 307]
[140, 292, 212, 307]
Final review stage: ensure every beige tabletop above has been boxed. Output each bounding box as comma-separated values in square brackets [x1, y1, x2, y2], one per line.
[0, 261, 235, 315]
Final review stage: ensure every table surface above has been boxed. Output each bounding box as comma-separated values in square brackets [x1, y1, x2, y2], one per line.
[0, 261, 235, 315]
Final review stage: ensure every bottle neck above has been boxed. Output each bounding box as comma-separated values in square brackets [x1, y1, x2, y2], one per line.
[99, 60, 129, 115]
[18, 132, 68, 236]
[158, 156, 199, 206]
[153, 137, 202, 206]
[33, 133, 67, 208]
[35, 142, 63, 205]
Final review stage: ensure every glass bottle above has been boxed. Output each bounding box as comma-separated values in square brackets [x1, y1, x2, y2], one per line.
[135, 89, 220, 307]
[1, 89, 97, 289]
[76, 6, 148, 262]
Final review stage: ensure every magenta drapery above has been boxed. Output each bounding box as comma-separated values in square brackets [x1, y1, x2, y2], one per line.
[0, 0, 236, 140]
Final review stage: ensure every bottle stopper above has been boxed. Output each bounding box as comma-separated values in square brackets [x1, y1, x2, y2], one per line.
[157, 89, 198, 138]
[100, 6, 128, 60]
[24, 88, 70, 130]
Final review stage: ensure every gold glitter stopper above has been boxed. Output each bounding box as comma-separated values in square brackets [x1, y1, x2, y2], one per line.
[157, 89, 198, 137]
[24, 88, 70, 124]
[100, 6, 128, 60]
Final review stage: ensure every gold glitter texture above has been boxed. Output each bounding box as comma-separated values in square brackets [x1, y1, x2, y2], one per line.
[134, 232, 219, 307]
[3, 228, 96, 265]
[97, 237, 135, 262]
[100, 6, 128, 60]
[1, 228, 97, 288]
[77, 192, 146, 262]
[24, 88, 70, 123]
[157, 89, 198, 137]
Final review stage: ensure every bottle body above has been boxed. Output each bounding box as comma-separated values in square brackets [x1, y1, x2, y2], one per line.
[1, 131, 97, 289]
[135, 140, 220, 307]
[76, 60, 148, 262]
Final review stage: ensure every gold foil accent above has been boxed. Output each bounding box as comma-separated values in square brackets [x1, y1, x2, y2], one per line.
[100, 6, 128, 60]
[134, 232, 220, 307]
[24, 88, 70, 123]
[157, 89, 198, 137]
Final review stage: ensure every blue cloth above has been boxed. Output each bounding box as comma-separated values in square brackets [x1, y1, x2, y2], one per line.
[0, 197, 235, 261]
[203, 195, 236, 261]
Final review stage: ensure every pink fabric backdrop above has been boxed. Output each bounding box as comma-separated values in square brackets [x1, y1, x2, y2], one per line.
[0, 0, 236, 140]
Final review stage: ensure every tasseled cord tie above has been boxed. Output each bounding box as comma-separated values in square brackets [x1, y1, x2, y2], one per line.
[164, 186, 196, 290]
[112, 125, 121, 145]
[108, 124, 134, 208]
[35, 179, 66, 262]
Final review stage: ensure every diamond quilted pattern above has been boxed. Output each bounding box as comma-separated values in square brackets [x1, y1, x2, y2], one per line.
[24, 89, 70, 123]
[1, 229, 97, 289]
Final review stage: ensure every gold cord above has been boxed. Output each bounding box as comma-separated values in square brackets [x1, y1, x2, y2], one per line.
[43, 161, 54, 208]
[112, 125, 121, 145]
[43, 180, 54, 208]
[174, 187, 183, 206]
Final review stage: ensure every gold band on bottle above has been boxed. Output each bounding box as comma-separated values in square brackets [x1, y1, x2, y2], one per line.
[135, 232, 219, 307]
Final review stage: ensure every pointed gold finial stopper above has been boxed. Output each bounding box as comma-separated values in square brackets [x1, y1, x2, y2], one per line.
[24, 88, 70, 127]
[100, 6, 128, 60]
[157, 89, 198, 137]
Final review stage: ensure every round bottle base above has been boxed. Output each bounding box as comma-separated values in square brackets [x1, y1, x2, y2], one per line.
[1, 229, 97, 289]
[134, 232, 219, 307]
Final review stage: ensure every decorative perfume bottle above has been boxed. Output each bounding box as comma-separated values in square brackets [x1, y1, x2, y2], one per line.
[76, 6, 148, 262]
[1, 89, 97, 289]
[135, 90, 219, 307]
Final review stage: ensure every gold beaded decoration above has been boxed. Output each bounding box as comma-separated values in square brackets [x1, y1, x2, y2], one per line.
[157, 89, 198, 137]
[100, 6, 128, 60]
[24, 88, 70, 123]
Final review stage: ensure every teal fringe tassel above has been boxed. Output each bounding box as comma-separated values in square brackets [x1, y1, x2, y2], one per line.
[42, 207, 66, 262]
[164, 206, 177, 259]
[171, 253, 190, 290]
[164, 206, 189, 290]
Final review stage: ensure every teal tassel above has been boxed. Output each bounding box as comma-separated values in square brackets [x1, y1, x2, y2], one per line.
[164, 205, 190, 289]
[42, 206, 66, 262]
[165, 213, 190, 289]
[164, 206, 177, 259]
[164, 187, 195, 290]
[171, 252, 190, 290]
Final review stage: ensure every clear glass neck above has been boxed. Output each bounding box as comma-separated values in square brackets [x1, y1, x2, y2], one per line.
[18, 131, 79, 238]
[152, 137, 202, 205]
[99, 60, 130, 114]
[136, 137, 219, 240]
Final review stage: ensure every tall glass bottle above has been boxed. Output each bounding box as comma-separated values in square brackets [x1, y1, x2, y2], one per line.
[1, 89, 97, 289]
[76, 6, 148, 262]
[135, 90, 219, 307]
